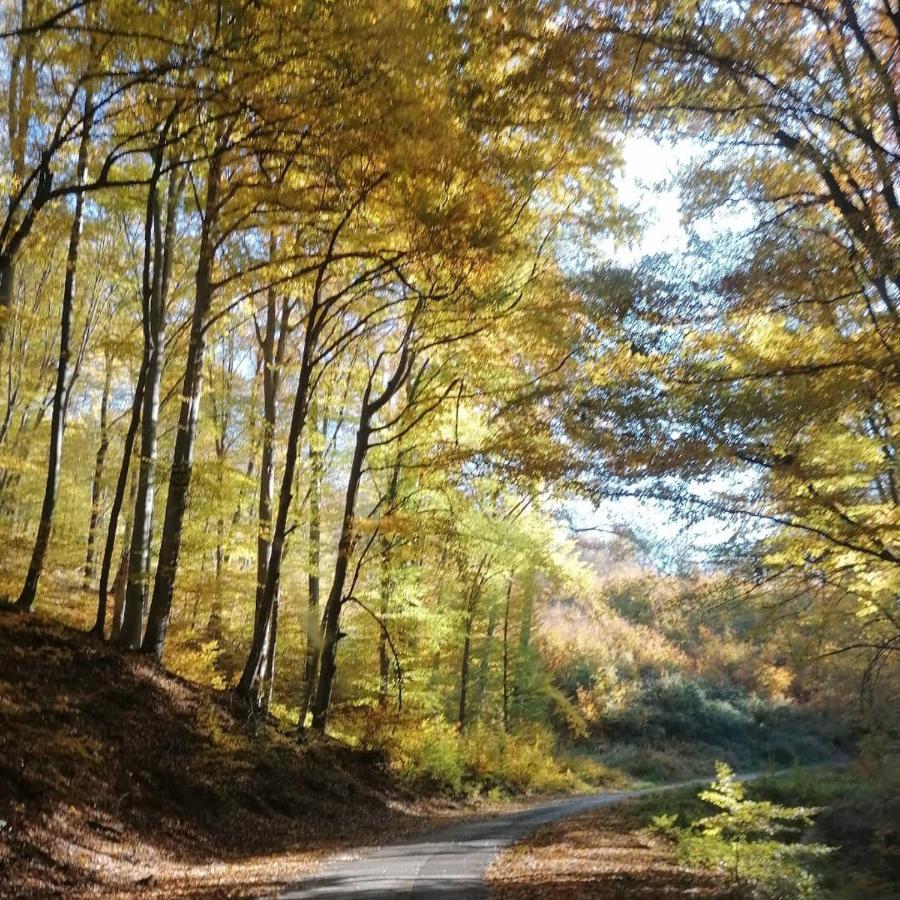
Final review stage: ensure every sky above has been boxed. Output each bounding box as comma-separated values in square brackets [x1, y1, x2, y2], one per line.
[565, 135, 752, 569]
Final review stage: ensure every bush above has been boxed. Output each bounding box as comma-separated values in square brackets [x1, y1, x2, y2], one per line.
[165, 637, 226, 690]
[754, 761, 900, 899]
[387, 718, 590, 796]
[600, 742, 723, 783]
[460, 722, 579, 794]
[393, 717, 464, 793]
[653, 762, 831, 900]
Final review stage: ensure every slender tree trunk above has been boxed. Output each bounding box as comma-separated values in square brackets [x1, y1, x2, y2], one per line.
[95, 138, 167, 638]
[458, 603, 474, 729]
[298, 402, 323, 729]
[474, 601, 497, 720]
[17, 89, 94, 611]
[512, 569, 535, 720]
[252, 307, 279, 687]
[311, 339, 416, 731]
[378, 453, 402, 708]
[378, 597, 391, 707]
[0, 257, 16, 361]
[311, 415, 370, 730]
[110, 466, 138, 641]
[142, 153, 222, 660]
[260, 590, 279, 713]
[82, 355, 112, 590]
[95, 363, 146, 636]
[236, 351, 313, 703]
[502, 574, 513, 733]
[0, 15, 36, 366]
[458, 556, 488, 730]
[120, 169, 179, 648]
[240, 278, 289, 708]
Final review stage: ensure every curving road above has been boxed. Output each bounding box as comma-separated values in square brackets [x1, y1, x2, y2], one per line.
[281, 780, 711, 900]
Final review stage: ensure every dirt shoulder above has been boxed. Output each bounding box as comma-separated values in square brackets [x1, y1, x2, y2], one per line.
[0, 609, 493, 898]
[486, 799, 721, 900]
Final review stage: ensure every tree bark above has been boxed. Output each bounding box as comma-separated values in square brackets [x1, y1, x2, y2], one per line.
[110, 466, 138, 642]
[82, 354, 112, 591]
[121, 167, 180, 648]
[458, 602, 473, 729]
[238, 272, 292, 708]
[17, 88, 94, 611]
[142, 151, 222, 659]
[474, 600, 497, 720]
[96, 136, 168, 638]
[251, 286, 286, 689]
[378, 453, 402, 708]
[311, 413, 371, 730]
[311, 343, 415, 731]
[512, 569, 535, 721]
[260, 590, 279, 713]
[298, 401, 324, 729]
[502, 574, 513, 733]
[95, 363, 146, 636]
[0, 10, 36, 365]
[237, 350, 313, 701]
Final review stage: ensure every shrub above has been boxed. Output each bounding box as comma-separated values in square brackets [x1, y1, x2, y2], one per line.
[601, 742, 715, 783]
[461, 722, 579, 794]
[381, 717, 588, 796]
[165, 637, 226, 690]
[652, 762, 831, 900]
[393, 717, 464, 793]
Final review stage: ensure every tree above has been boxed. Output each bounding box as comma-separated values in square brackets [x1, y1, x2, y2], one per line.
[119, 160, 183, 648]
[17, 81, 95, 610]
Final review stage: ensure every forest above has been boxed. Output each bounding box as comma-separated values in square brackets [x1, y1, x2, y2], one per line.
[0, 1, 897, 898]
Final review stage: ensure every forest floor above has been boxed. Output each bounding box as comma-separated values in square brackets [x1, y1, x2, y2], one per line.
[0, 608, 528, 898]
[487, 798, 720, 900]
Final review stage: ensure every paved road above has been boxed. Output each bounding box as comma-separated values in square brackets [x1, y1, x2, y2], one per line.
[281, 780, 709, 900]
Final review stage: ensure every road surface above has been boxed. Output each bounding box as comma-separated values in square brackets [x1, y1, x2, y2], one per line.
[281, 780, 708, 900]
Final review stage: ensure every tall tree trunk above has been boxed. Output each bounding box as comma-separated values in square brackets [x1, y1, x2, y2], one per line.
[310, 340, 416, 731]
[298, 402, 323, 729]
[120, 168, 180, 648]
[0, 256, 16, 364]
[252, 293, 280, 690]
[377, 453, 402, 708]
[95, 138, 167, 638]
[0, 10, 36, 365]
[110, 466, 138, 641]
[17, 88, 94, 611]
[260, 591, 279, 713]
[311, 413, 371, 730]
[378, 594, 391, 708]
[502, 574, 513, 733]
[142, 152, 222, 660]
[474, 601, 497, 720]
[82, 354, 112, 591]
[512, 569, 535, 721]
[240, 275, 290, 708]
[236, 342, 313, 705]
[95, 363, 146, 636]
[458, 603, 474, 730]
[458, 554, 489, 730]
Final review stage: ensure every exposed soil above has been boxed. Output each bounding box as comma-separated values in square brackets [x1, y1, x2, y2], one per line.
[487, 801, 722, 900]
[0, 608, 480, 897]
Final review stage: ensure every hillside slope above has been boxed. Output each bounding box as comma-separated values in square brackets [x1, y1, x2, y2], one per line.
[0, 609, 464, 897]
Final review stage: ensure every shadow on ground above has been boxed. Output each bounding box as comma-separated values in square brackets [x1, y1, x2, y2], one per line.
[0, 609, 463, 897]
